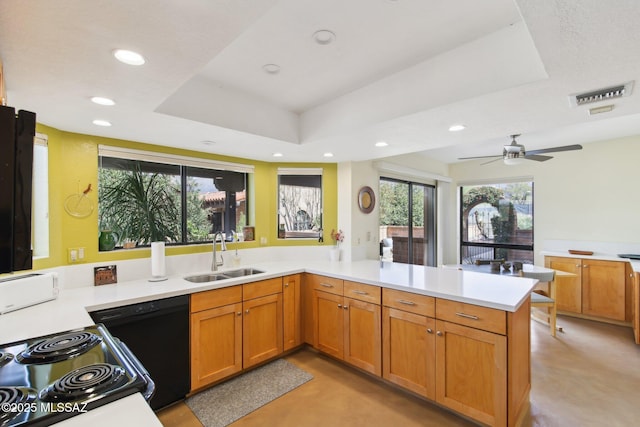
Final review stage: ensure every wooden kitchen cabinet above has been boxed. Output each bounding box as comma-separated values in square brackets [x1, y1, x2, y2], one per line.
[382, 289, 436, 399]
[546, 256, 631, 322]
[190, 286, 243, 391]
[310, 275, 382, 376]
[190, 278, 284, 390]
[634, 272, 640, 344]
[583, 259, 626, 321]
[434, 319, 506, 427]
[382, 289, 529, 427]
[313, 289, 344, 357]
[242, 278, 283, 368]
[283, 274, 302, 351]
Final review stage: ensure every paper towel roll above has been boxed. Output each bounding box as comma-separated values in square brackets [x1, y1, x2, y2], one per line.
[150, 241, 166, 280]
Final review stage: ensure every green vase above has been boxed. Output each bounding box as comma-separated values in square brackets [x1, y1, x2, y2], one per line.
[99, 230, 117, 251]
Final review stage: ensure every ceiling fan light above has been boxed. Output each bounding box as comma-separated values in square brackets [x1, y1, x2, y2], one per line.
[503, 157, 524, 166]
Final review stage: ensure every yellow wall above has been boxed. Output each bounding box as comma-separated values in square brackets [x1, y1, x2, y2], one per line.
[32, 124, 337, 270]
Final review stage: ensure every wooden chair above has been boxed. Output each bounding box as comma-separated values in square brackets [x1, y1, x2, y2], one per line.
[519, 270, 559, 337]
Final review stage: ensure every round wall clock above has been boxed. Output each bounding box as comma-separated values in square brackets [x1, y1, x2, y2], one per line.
[358, 186, 375, 214]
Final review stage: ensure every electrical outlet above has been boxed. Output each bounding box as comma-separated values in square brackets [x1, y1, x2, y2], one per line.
[78, 247, 85, 260]
[68, 248, 78, 263]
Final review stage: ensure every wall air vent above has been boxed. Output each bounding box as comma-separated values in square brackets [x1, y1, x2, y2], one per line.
[569, 81, 634, 107]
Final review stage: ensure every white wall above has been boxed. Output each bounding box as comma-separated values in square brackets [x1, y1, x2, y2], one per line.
[448, 135, 640, 265]
[337, 154, 455, 264]
[337, 161, 381, 261]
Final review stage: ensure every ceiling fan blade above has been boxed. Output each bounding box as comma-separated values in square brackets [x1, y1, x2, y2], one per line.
[523, 154, 553, 162]
[458, 154, 502, 160]
[480, 157, 504, 165]
[526, 144, 583, 155]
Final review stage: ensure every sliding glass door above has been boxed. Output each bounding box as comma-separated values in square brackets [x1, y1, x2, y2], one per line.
[379, 178, 436, 266]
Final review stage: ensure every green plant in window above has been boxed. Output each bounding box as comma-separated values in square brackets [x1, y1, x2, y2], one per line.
[99, 163, 180, 245]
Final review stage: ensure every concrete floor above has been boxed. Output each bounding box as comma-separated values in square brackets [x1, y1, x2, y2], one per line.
[158, 316, 640, 427]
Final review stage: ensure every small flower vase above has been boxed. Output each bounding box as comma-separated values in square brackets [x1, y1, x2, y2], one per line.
[329, 246, 342, 262]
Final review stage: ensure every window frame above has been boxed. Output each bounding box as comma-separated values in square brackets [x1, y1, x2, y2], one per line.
[32, 133, 49, 259]
[277, 167, 323, 240]
[379, 176, 437, 266]
[98, 145, 252, 248]
[459, 179, 534, 264]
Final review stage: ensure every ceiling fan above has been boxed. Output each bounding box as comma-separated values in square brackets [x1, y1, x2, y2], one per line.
[459, 135, 583, 165]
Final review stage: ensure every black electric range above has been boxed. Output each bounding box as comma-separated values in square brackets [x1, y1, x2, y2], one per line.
[0, 324, 154, 427]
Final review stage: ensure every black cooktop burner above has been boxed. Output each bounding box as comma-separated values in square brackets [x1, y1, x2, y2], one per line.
[39, 363, 127, 403]
[17, 331, 102, 364]
[0, 387, 37, 424]
[0, 325, 153, 427]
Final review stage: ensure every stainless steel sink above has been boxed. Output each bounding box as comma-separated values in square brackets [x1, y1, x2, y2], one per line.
[184, 268, 265, 283]
[184, 273, 230, 283]
[222, 268, 265, 278]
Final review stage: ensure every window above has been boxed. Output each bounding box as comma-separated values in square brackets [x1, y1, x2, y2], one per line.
[32, 133, 49, 258]
[379, 177, 436, 266]
[278, 168, 322, 239]
[98, 146, 251, 249]
[460, 180, 533, 264]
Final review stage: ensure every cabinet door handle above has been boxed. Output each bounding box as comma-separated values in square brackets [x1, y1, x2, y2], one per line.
[343, 305, 348, 310]
[397, 299, 416, 306]
[320, 283, 334, 288]
[455, 312, 479, 320]
[426, 328, 433, 334]
[237, 312, 242, 316]
[285, 283, 289, 288]
[245, 309, 249, 314]
[353, 290, 368, 295]
[436, 331, 443, 336]
[583, 265, 588, 268]
[338, 304, 342, 308]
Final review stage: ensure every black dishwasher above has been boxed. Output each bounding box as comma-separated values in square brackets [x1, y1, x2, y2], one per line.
[90, 294, 190, 410]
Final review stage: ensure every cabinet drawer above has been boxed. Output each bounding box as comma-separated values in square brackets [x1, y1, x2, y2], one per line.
[308, 274, 344, 296]
[383, 288, 435, 317]
[243, 277, 283, 301]
[436, 299, 506, 335]
[344, 281, 381, 304]
[191, 285, 242, 313]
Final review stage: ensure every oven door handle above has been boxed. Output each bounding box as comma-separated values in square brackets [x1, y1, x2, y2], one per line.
[116, 339, 156, 402]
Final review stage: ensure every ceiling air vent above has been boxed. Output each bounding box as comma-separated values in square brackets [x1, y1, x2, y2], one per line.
[569, 81, 634, 107]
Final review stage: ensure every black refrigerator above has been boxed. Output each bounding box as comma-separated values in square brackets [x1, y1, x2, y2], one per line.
[0, 105, 36, 274]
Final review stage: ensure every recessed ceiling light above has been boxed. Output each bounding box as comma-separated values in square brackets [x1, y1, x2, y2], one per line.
[375, 141, 388, 147]
[91, 96, 115, 106]
[201, 140, 216, 146]
[263, 64, 281, 74]
[92, 119, 112, 127]
[113, 49, 146, 66]
[313, 30, 336, 45]
[448, 124, 466, 132]
[323, 152, 334, 158]
[273, 152, 283, 158]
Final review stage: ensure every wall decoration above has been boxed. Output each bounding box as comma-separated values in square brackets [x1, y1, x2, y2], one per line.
[357, 186, 375, 214]
[243, 226, 255, 241]
[94, 265, 117, 286]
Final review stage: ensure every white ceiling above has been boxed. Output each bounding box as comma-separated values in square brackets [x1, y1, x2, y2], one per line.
[1, 0, 640, 164]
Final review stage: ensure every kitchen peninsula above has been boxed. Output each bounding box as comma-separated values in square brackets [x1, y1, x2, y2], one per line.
[0, 260, 537, 427]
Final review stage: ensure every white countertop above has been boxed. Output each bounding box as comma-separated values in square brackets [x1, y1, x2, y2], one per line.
[0, 259, 538, 426]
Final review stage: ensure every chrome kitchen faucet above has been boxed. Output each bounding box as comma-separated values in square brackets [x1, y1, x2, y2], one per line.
[212, 231, 227, 271]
